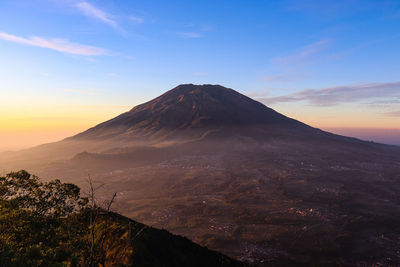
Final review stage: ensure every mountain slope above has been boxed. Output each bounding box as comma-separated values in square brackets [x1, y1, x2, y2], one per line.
[71, 84, 310, 142]
[0, 84, 321, 169]
[92, 211, 247, 267]
[0, 84, 362, 169]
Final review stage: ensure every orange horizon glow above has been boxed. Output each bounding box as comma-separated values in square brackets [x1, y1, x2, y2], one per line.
[0, 104, 130, 151]
[0, 102, 399, 152]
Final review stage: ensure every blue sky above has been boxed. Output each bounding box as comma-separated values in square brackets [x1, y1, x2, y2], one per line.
[0, 0, 400, 150]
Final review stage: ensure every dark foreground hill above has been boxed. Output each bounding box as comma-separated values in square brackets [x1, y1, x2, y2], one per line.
[1, 84, 400, 265]
[0, 170, 245, 267]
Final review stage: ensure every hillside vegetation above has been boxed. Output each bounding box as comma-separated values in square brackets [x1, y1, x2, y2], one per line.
[0, 170, 245, 267]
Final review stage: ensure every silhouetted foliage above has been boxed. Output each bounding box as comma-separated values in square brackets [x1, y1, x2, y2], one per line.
[0, 171, 246, 267]
[0, 170, 89, 266]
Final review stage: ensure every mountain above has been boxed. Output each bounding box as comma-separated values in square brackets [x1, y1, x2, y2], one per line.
[1, 84, 400, 266]
[71, 84, 305, 142]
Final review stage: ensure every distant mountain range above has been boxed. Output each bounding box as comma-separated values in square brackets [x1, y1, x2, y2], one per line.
[1, 84, 400, 266]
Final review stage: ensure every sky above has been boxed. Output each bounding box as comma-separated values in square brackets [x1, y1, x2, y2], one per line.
[0, 0, 400, 151]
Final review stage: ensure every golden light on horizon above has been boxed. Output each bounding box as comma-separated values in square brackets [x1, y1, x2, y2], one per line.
[0, 101, 399, 152]
[0, 104, 130, 151]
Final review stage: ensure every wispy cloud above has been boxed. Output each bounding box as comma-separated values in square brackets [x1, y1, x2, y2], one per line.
[129, 15, 144, 24]
[273, 40, 330, 64]
[176, 23, 214, 39]
[366, 99, 400, 107]
[262, 40, 330, 85]
[75, 2, 118, 29]
[176, 32, 203, 39]
[0, 32, 107, 56]
[258, 82, 400, 106]
[385, 110, 400, 117]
